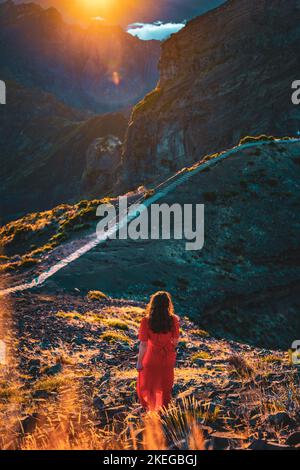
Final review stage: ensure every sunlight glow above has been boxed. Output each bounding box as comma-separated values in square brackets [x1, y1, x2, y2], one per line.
[83, 0, 112, 8]
[72, 0, 149, 25]
[111, 71, 121, 86]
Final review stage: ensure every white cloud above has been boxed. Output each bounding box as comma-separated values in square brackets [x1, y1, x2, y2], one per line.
[127, 21, 185, 41]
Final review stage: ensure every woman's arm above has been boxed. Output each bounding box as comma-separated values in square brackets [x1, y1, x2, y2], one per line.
[136, 341, 147, 371]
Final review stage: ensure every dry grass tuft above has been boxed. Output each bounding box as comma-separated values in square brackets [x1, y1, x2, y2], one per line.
[228, 354, 254, 378]
[191, 351, 212, 362]
[100, 331, 131, 345]
[87, 291, 109, 301]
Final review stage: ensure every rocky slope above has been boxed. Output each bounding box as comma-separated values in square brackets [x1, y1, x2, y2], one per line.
[0, 289, 300, 450]
[121, 0, 300, 189]
[0, 81, 127, 223]
[0, 1, 160, 113]
[3, 139, 300, 349]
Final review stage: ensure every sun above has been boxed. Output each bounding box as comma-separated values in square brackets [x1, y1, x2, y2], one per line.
[83, 0, 111, 8]
[74, 0, 142, 24]
[78, 0, 118, 17]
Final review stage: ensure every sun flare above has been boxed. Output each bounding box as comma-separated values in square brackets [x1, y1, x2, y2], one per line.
[72, 0, 143, 24]
[83, 0, 112, 9]
[76, 0, 120, 21]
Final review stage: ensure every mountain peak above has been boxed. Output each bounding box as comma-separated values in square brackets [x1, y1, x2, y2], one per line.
[122, 0, 300, 188]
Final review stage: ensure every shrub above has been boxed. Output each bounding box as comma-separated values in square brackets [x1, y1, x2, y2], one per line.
[19, 257, 38, 269]
[87, 290, 108, 301]
[144, 189, 155, 200]
[228, 354, 253, 378]
[33, 374, 71, 393]
[239, 135, 276, 145]
[191, 351, 212, 362]
[261, 354, 284, 364]
[100, 331, 130, 345]
[57, 311, 84, 321]
[190, 329, 210, 338]
[104, 319, 129, 331]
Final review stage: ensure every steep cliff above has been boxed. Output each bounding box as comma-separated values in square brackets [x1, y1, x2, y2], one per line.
[121, 0, 300, 189]
[0, 1, 160, 113]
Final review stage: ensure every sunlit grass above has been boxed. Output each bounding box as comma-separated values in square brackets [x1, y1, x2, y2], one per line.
[87, 290, 109, 301]
[191, 351, 212, 362]
[100, 331, 131, 345]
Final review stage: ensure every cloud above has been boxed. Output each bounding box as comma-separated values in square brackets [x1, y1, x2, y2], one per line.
[127, 21, 185, 41]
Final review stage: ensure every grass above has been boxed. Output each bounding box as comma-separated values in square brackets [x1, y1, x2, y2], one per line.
[87, 290, 109, 301]
[239, 135, 293, 146]
[57, 311, 84, 321]
[103, 319, 129, 331]
[191, 351, 212, 362]
[144, 189, 155, 200]
[190, 329, 210, 338]
[260, 354, 285, 364]
[239, 135, 276, 145]
[33, 373, 72, 394]
[100, 331, 131, 345]
[228, 354, 254, 378]
[0, 198, 112, 273]
[133, 87, 162, 116]
[0, 381, 20, 401]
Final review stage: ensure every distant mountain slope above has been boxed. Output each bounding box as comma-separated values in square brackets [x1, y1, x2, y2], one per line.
[0, 1, 160, 113]
[121, 0, 300, 189]
[3, 139, 300, 349]
[0, 81, 127, 223]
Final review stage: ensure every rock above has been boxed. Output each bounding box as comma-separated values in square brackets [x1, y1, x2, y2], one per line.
[32, 389, 51, 400]
[40, 340, 51, 350]
[19, 413, 40, 436]
[28, 358, 41, 377]
[210, 432, 247, 450]
[286, 431, 300, 446]
[91, 354, 104, 365]
[81, 135, 123, 198]
[248, 439, 293, 451]
[265, 412, 295, 428]
[199, 425, 214, 438]
[44, 363, 62, 376]
[93, 396, 105, 411]
[193, 359, 206, 367]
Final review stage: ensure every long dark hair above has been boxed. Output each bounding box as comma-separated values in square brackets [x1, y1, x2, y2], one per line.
[146, 291, 175, 334]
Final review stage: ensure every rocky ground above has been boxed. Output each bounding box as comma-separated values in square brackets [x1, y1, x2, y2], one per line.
[1, 290, 300, 450]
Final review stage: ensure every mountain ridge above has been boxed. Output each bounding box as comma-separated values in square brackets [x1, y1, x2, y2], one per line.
[121, 0, 300, 189]
[0, 0, 161, 113]
[2, 137, 300, 349]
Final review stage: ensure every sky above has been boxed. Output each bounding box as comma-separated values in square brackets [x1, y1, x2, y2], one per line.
[127, 21, 186, 41]
[6, 0, 226, 40]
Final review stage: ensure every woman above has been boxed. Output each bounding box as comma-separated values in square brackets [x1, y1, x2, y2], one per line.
[136, 291, 180, 411]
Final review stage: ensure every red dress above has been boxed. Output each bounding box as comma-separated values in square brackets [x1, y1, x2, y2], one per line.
[137, 315, 180, 411]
